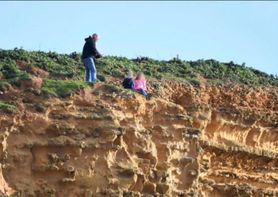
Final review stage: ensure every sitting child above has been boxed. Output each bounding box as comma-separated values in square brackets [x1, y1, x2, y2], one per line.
[122, 70, 134, 89]
[134, 72, 148, 97]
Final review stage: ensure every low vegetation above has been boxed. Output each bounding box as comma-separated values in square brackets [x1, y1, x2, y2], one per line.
[0, 59, 31, 90]
[0, 101, 18, 113]
[0, 48, 277, 91]
[41, 79, 87, 97]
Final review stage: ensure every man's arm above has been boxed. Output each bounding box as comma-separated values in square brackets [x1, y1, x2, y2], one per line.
[90, 40, 102, 58]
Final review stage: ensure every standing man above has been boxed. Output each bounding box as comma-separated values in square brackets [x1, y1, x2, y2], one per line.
[82, 33, 102, 83]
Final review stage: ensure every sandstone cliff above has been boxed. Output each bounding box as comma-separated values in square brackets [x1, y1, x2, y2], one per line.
[0, 77, 277, 197]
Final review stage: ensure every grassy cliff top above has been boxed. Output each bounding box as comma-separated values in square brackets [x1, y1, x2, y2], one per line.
[0, 48, 277, 87]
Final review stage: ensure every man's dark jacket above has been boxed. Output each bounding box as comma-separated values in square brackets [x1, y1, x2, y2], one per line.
[81, 36, 101, 59]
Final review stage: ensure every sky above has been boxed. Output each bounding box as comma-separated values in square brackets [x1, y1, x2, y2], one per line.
[0, 1, 277, 75]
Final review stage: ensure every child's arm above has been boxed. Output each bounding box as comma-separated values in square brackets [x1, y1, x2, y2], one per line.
[131, 80, 135, 89]
[133, 80, 138, 90]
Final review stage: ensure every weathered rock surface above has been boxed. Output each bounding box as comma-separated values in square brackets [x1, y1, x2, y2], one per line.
[0, 80, 277, 197]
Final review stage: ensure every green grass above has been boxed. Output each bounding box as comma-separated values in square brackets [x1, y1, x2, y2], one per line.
[0, 48, 278, 86]
[0, 101, 18, 113]
[41, 79, 87, 98]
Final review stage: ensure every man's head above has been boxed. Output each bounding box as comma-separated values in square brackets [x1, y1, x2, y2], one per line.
[92, 33, 99, 42]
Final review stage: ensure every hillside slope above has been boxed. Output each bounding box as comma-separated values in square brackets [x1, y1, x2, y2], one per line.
[0, 49, 277, 197]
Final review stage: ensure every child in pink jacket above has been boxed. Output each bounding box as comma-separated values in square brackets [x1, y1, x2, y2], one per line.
[133, 72, 148, 96]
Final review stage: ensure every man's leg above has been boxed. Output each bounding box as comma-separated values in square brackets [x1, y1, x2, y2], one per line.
[83, 58, 91, 82]
[85, 64, 91, 82]
[90, 58, 97, 82]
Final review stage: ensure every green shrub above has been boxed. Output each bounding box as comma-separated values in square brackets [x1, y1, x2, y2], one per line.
[34, 103, 46, 112]
[2, 64, 21, 79]
[0, 101, 18, 113]
[102, 84, 122, 94]
[0, 60, 31, 88]
[0, 80, 10, 91]
[97, 74, 106, 82]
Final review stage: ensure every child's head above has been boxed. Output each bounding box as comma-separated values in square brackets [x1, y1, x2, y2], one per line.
[136, 72, 145, 80]
[126, 70, 133, 78]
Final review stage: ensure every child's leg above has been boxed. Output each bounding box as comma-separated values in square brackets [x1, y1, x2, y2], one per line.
[139, 89, 148, 96]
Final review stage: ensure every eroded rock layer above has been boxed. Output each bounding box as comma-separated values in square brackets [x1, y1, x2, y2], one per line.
[0, 80, 277, 197]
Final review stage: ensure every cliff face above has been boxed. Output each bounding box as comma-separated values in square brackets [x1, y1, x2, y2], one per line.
[0, 78, 277, 197]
